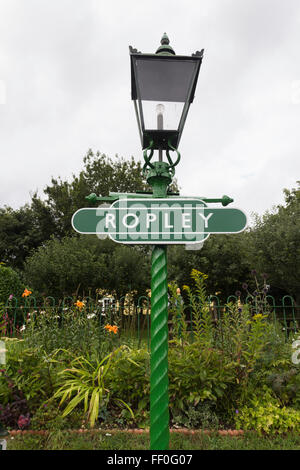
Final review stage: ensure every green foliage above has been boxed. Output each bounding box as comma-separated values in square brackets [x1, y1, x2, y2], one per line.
[267, 367, 300, 410]
[30, 401, 83, 431]
[2, 267, 299, 433]
[168, 183, 299, 302]
[168, 269, 300, 427]
[0, 339, 60, 411]
[0, 151, 178, 272]
[0, 265, 24, 304]
[7, 428, 300, 451]
[43, 151, 149, 238]
[52, 346, 134, 428]
[183, 270, 214, 346]
[168, 281, 189, 344]
[20, 304, 109, 357]
[235, 386, 300, 434]
[23, 235, 150, 298]
[107, 348, 150, 427]
[23, 236, 107, 298]
[168, 343, 235, 417]
[168, 233, 251, 301]
[246, 181, 300, 301]
[0, 199, 55, 270]
[171, 402, 219, 429]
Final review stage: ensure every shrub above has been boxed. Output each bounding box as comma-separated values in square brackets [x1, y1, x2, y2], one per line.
[51, 346, 134, 428]
[21, 305, 110, 357]
[235, 386, 300, 434]
[23, 235, 150, 299]
[0, 339, 60, 408]
[0, 264, 24, 305]
[171, 402, 219, 429]
[0, 385, 30, 429]
[107, 347, 150, 427]
[267, 367, 300, 409]
[168, 343, 235, 426]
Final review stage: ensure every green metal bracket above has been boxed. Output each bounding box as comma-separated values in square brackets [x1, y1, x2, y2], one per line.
[85, 192, 234, 206]
[142, 139, 181, 182]
[166, 139, 181, 169]
[205, 195, 234, 206]
[143, 139, 155, 177]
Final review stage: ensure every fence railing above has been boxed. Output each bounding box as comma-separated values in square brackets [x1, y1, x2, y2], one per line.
[1, 294, 298, 348]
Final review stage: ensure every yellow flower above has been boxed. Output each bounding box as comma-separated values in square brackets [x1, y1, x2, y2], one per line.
[191, 269, 208, 280]
[22, 288, 32, 298]
[75, 300, 85, 310]
[252, 313, 267, 321]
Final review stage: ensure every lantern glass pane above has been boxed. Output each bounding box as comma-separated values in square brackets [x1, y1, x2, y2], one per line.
[141, 100, 184, 131]
[135, 58, 197, 103]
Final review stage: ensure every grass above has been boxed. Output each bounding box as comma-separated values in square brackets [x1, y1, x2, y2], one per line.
[6, 430, 300, 451]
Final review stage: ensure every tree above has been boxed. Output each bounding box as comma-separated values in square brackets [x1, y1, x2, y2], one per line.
[0, 150, 178, 269]
[108, 245, 150, 298]
[0, 264, 24, 304]
[0, 202, 54, 271]
[43, 150, 178, 238]
[168, 233, 251, 301]
[246, 182, 300, 304]
[23, 235, 150, 299]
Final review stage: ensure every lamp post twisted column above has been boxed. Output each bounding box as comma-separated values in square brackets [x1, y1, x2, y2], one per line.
[150, 244, 169, 450]
[146, 162, 172, 450]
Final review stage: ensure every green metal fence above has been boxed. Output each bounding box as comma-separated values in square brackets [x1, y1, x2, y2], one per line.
[1, 294, 298, 348]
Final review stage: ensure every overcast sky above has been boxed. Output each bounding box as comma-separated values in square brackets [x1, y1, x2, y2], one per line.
[0, 0, 299, 222]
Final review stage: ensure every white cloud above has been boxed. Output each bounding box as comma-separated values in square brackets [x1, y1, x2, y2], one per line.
[0, 0, 299, 220]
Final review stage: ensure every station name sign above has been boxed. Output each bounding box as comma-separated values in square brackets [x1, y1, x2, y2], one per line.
[72, 198, 247, 245]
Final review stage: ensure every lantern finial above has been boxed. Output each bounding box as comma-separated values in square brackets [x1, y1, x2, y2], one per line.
[156, 33, 175, 55]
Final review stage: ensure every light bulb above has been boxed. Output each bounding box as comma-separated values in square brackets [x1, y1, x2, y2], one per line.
[156, 103, 165, 115]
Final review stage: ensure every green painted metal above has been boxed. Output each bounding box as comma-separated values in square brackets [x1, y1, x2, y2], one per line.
[156, 33, 176, 56]
[2, 294, 299, 350]
[148, 160, 170, 450]
[166, 139, 181, 169]
[142, 140, 180, 179]
[150, 246, 169, 450]
[85, 192, 233, 206]
[72, 200, 246, 244]
[143, 139, 155, 176]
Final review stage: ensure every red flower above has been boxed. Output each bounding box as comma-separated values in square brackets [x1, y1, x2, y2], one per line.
[18, 414, 30, 430]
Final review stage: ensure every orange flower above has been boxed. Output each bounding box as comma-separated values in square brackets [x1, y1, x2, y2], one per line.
[75, 300, 85, 310]
[22, 288, 32, 298]
[104, 324, 118, 334]
[111, 325, 118, 334]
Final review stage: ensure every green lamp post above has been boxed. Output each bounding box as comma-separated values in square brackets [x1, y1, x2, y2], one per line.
[73, 32, 245, 451]
[130, 34, 204, 450]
